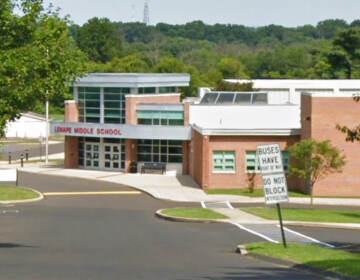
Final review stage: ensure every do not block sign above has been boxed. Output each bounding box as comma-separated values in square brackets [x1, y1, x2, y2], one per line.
[262, 173, 289, 204]
[257, 143, 289, 205]
[257, 143, 289, 248]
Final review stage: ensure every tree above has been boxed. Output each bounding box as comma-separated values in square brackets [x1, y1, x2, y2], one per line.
[316, 19, 348, 39]
[0, 0, 86, 136]
[326, 28, 360, 78]
[153, 57, 185, 73]
[288, 139, 346, 205]
[104, 55, 150, 73]
[77, 17, 122, 63]
[215, 81, 254, 91]
[217, 57, 248, 79]
[336, 95, 360, 141]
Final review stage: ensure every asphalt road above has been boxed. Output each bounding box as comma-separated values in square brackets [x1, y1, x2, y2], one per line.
[0, 174, 357, 279]
[0, 142, 64, 161]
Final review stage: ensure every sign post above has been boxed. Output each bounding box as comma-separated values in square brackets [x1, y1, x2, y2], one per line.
[257, 143, 289, 248]
[39, 136, 44, 161]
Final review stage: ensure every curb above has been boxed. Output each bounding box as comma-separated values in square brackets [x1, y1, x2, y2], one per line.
[284, 221, 360, 230]
[17, 169, 360, 206]
[0, 187, 44, 204]
[156, 208, 360, 231]
[155, 209, 230, 224]
[18, 169, 198, 204]
[245, 251, 359, 280]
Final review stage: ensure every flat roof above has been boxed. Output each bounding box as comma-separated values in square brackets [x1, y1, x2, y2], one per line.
[74, 73, 191, 88]
[225, 79, 360, 89]
[137, 103, 184, 111]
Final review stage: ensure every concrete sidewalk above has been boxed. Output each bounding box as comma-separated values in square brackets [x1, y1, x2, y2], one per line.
[16, 166, 360, 206]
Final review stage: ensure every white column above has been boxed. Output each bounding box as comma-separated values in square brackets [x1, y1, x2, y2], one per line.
[45, 98, 49, 165]
[100, 87, 104, 123]
[74, 87, 78, 100]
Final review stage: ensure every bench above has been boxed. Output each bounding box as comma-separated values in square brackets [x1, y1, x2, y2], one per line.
[141, 162, 167, 174]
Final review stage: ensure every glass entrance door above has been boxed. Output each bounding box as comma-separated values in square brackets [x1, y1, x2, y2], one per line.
[104, 144, 122, 170]
[84, 142, 100, 168]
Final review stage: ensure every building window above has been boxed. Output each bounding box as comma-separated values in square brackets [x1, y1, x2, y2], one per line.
[78, 87, 101, 123]
[78, 137, 85, 167]
[139, 87, 156, 94]
[104, 88, 129, 124]
[159, 87, 176, 94]
[137, 140, 183, 163]
[138, 111, 184, 126]
[213, 151, 236, 173]
[246, 151, 290, 172]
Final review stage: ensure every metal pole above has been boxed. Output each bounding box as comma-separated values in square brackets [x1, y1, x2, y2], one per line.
[8, 152, 11, 164]
[276, 203, 287, 248]
[40, 139, 42, 161]
[45, 98, 49, 165]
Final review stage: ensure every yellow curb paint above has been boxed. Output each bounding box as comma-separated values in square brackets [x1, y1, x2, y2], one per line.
[43, 191, 141, 196]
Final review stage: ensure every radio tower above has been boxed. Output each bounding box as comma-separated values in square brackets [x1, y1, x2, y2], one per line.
[143, 0, 150, 25]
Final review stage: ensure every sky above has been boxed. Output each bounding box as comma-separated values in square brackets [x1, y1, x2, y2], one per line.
[42, 0, 360, 27]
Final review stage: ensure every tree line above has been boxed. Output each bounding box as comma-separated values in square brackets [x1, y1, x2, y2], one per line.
[68, 17, 360, 97]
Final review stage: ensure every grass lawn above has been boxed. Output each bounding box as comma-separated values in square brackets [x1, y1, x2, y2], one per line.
[25, 158, 64, 164]
[0, 184, 40, 201]
[161, 207, 228, 220]
[50, 114, 64, 121]
[246, 242, 360, 277]
[0, 139, 40, 145]
[241, 207, 360, 223]
[205, 188, 308, 197]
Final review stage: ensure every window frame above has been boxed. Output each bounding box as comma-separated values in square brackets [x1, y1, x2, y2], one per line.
[137, 140, 183, 163]
[212, 151, 236, 174]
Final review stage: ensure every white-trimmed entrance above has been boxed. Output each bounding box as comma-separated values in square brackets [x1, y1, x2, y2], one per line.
[79, 138, 125, 171]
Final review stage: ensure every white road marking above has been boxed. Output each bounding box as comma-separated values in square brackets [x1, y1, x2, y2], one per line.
[231, 222, 279, 243]
[203, 201, 232, 209]
[201, 201, 331, 247]
[2, 210, 19, 214]
[226, 201, 234, 209]
[43, 191, 141, 196]
[281, 226, 335, 248]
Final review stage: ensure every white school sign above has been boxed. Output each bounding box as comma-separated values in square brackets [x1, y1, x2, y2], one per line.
[257, 144, 289, 204]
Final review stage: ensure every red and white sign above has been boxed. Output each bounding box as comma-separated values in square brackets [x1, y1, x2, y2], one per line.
[50, 121, 192, 140]
[52, 123, 122, 137]
[257, 143, 289, 205]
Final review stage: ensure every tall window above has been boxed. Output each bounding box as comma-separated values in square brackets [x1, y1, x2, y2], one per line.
[139, 87, 156, 94]
[104, 88, 129, 124]
[78, 87, 100, 123]
[138, 111, 184, 126]
[137, 140, 183, 163]
[246, 151, 290, 172]
[213, 151, 236, 173]
[159, 87, 176, 93]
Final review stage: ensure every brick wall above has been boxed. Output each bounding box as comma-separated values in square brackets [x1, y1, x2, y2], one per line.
[64, 101, 79, 168]
[125, 139, 137, 172]
[64, 136, 79, 168]
[191, 129, 210, 188]
[64, 101, 79, 123]
[191, 132, 300, 190]
[301, 94, 360, 196]
[125, 94, 181, 124]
